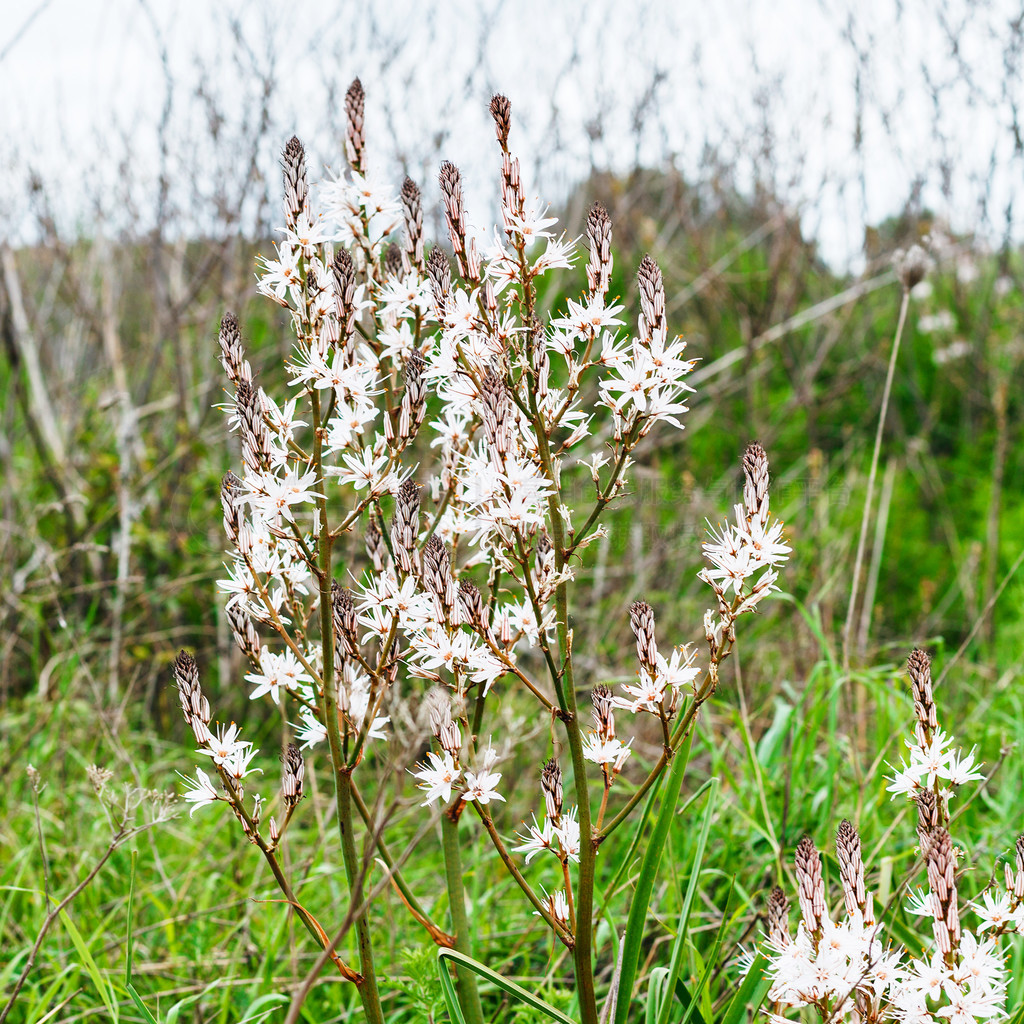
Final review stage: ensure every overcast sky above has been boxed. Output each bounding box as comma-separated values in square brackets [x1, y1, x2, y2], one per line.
[1, 0, 1021, 268]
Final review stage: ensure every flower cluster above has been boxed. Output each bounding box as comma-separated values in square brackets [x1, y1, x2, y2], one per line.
[172, 83, 792, 1017]
[759, 651, 1017, 1022]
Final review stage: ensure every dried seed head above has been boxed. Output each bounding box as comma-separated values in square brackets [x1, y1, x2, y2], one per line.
[282, 136, 308, 228]
[489, 94, 512, 147]
[426, 246, 453, 318]
[835, 819, 867, 920]
[385, 242, 404, 278]
[174, 650, 210, 744]
[401, 176, 424, 269]
[331, 580, 358, 657]
[742, 443, 770, 530]
[345, 78, 365, 172]
[586, 201, 613, 297]
[218, 312, 251, 386]
[591, 684, 616, 740]
[86, 764, 113, 796]
[281, 742, 304, 808]
[422, 535, 457, 620]
[894, 244, 931, 291]
[767, 886, 791, 946]
[629, 601, 659, 678]
[398, 350, 428, 445]
[392, 479, 421, 573]
[365, 515, 388, 572]
[637, 254, 666, 347]
[540, 758, 563, 823]
[925, 828, 960, 960]
[26, 763, 41, 792]
[794, 836, 827, 943]
[907, 648, 938, 744]
[458, 578, 486, 630]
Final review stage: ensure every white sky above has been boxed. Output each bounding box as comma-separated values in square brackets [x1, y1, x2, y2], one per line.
[1, 0, 1021, 269]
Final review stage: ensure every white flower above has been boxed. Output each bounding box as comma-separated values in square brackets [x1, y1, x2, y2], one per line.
[199, 722, 247, 766]
[177, 767, 220, 815]
[513, 814, 555, 863]
[222, 743, 262, 781]
[973, 890, 1014, 933]
[245, 647, 313, 704]
[582, 734, 632, 766]
[411, 751, 461, 806]
[463, 769, 505, 804]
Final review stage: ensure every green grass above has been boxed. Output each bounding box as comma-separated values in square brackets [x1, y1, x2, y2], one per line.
[3, 181, 1024, 1020]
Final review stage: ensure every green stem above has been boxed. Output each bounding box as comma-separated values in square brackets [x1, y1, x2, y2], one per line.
[842, 284, 911, 669]
[311, 387, 385, 1024]
[442, 808, 486, 1024]
[337, 770, 385, 1020]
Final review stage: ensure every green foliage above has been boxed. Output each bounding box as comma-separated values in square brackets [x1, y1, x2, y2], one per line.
[3, 171, 1024, 1021]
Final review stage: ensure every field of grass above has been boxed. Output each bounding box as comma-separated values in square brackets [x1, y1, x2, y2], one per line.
[2, 153, 1024, 1023]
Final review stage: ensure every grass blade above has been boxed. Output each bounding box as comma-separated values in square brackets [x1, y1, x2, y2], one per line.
[57, 904, 118, 1022]
[718, 952, 770, 1024]
[438, 949, 576, 1023]
[655, 778, 718, 1024]
[612, 731, 694, 1024]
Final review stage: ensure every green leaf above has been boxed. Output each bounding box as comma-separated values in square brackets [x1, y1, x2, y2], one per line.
[125, 850, 160, 1024]
[613, 731, 695, 1024]
[718, 952, 771, 1024]
[656, 778, 718, 1024]
[437, 949, 576, 1024]
[57, 903, 118, 1023]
